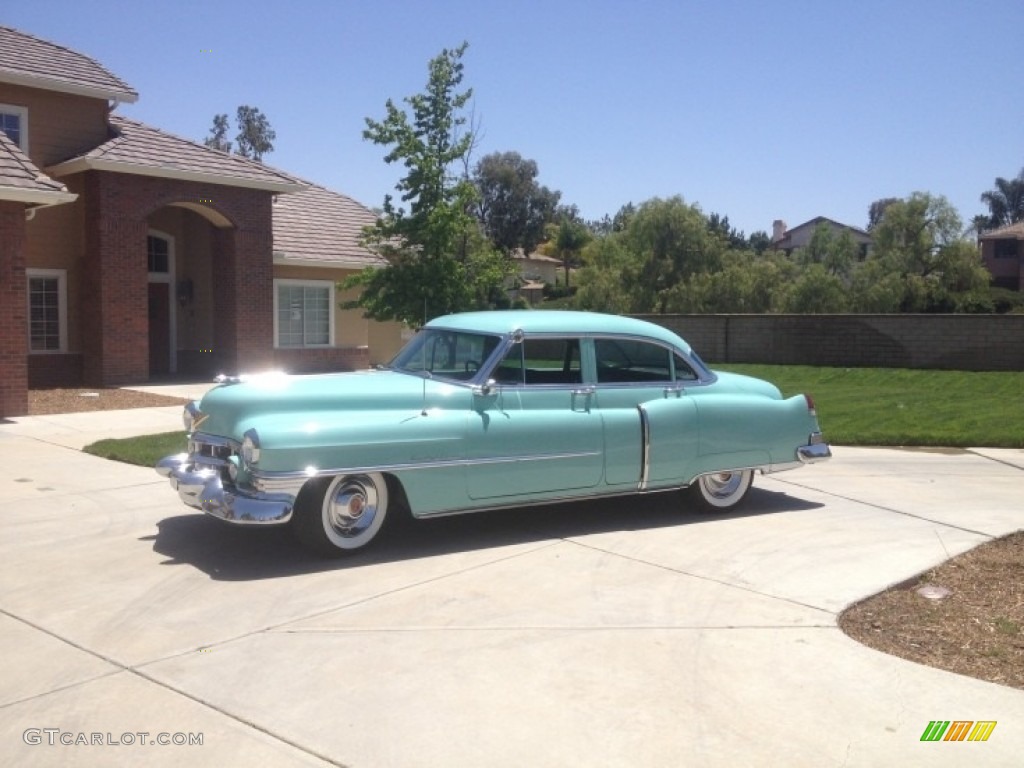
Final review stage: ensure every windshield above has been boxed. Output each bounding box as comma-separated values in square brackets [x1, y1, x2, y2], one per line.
[389, 329, 503, 382]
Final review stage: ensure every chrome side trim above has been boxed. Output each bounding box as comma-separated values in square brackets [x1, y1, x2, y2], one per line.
[250, 449, 604, 495]
[414, 484, 684, 519]
[637, 404, 651, 491]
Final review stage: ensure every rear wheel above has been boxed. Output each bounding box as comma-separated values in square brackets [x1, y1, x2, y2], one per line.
[686, 470, 753, 511]
[293, 473, 389, 556]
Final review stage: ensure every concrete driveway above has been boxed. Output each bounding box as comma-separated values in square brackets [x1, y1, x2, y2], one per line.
[1, 406, 1022, 767]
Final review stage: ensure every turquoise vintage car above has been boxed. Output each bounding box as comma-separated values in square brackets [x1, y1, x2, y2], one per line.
[157, 311, 830, 556]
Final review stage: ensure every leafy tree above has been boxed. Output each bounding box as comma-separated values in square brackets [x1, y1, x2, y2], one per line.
[574, 236, 634, 313]
[623, 196, 724, 312]
[781, 264, 850, 313]
[747, 230, 772, 254]
[870, 192, 991, 312]
[204, 108, 276, 161]
[344, 43, 511, 325]
[795, 223, 859, 277]
[706, 212, 747, 250]
[204, 113, 231, 153]
[234, 105, 276, 162]
[979, 167, 1024, 228]
[553, 215, 591, 289]
[867, 197, 900, 231]
[473, 151, 560, 255]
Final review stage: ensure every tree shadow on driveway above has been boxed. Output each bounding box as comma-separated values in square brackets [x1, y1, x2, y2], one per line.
[144, 486, 823, 581]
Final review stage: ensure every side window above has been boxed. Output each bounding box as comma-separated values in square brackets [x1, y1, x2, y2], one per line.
[492, 337, 581, 385]
[673, 353, 699, 381]
[595, 339, 672, 383]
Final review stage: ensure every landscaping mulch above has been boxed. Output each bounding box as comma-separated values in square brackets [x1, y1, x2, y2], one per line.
[28, 388, 190, 416]
[840, 531, 1024, 690]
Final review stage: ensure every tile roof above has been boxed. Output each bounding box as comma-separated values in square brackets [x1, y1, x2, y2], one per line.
[0, 130, 76, 206]
[980, 221, 1024, 240]
[0, 26, 138, 103]
[273, 179, 386, 269]
[48, 115, 304, 193]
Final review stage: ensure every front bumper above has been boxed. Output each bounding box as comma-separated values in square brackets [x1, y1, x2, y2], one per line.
[156, 453, 294, 525]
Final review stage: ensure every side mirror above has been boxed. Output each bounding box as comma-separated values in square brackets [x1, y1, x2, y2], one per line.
[473, 378, 498, 396]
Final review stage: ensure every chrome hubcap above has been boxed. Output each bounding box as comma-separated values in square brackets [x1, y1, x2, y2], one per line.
[326, 478, 378, 538]
[703, 472, 743, 499]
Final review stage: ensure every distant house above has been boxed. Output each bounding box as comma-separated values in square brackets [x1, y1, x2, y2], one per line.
[771, 216, 873, 257]
[0, 26, 399, 418]
[506, 250, 562, 305]
[980, 221, 1024, 291]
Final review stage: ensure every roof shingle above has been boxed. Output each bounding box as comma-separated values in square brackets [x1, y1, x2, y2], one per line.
[0, 131, 76, 205]
[273, 179, 386, 269]
[49, 115, 304, 193]
[0, 26, 138, 103]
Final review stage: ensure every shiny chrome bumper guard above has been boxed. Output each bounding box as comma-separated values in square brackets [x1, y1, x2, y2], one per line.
[156, 452, 295, 525]
[797, 432, 832, 464]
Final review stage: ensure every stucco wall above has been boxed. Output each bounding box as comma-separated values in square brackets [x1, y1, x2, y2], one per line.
[642, 315, 1024, 371]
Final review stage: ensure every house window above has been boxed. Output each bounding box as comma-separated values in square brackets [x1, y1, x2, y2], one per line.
[274, 280, 333, 348]
[0, 104, 28, 153]
[148, 235, 170, 273]
[27, 269, 67, 353]
[994, 239, 1019, 259]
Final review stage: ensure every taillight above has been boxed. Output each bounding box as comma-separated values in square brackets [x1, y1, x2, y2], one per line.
[804, 394, 817, 416]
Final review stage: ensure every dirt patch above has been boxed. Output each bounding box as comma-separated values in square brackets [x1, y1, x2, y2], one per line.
[840, 531, 1024, 689]
[28, 388, 190, 416]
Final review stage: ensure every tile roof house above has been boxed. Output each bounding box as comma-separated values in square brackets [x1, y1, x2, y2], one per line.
[771, 216, 873, 257]
[979, 221, 1024, 291]
[0, 26, 398, 417]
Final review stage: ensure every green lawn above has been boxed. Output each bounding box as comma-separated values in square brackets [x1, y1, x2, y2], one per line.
[81, 366, 1024, 466]
[83, 430, 186, 468]
[716, 365, 1024, 448]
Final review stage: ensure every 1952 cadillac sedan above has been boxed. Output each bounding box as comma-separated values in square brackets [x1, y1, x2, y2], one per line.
[157, 311, 831, 556]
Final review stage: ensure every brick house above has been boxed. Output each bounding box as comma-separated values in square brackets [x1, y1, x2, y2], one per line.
[0, 26, 400, 418]
[979, 221, 1024, 291]
[771, 216, 872, 257]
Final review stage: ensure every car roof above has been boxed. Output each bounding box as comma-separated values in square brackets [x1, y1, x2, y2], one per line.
[426, 310, 693, 354]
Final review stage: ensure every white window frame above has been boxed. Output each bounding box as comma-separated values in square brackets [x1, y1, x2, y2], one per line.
[147, 230, 177, 373]
[273, 279, 335, 348]
[27, 268, 67, 354]
[0, 103, 29, 153]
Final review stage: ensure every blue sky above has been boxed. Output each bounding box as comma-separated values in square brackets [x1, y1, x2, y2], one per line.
[7, 0, 1022, 236]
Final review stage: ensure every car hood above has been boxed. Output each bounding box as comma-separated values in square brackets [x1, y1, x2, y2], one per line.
[194, 369, 468, 438]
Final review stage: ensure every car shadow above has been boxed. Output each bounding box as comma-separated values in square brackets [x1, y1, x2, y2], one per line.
[144, 486, 823, 581]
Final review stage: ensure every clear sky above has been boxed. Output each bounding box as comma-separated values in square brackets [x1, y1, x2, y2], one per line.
[6, 0, 1022, 236]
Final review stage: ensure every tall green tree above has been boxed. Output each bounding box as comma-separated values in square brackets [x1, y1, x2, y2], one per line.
[473, 151, 560, 255]
[870, 192, 991, 312]
[345, 43, 510, 325]
[234, 106, 275, 161]
[979, 167, 1024, 229]
[204, 113, 231, 153]
[203, 107, 276, 161]
[553, 214, 591, 289]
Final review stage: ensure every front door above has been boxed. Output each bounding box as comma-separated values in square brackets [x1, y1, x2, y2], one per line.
[148, 282, 170, 376]
[465, 336, 604, 500]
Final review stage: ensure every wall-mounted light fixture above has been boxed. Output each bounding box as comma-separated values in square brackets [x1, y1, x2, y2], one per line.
[176, 278, 194, 307]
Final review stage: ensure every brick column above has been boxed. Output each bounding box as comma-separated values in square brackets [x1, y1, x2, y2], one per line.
[82, 172, 149, 385]
[211, 215, 275, 375]
[0, 201, 28, 417]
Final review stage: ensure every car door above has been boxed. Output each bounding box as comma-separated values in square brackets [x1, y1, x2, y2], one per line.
[592, 337, 700, 488]
[464, 335, 604, 500]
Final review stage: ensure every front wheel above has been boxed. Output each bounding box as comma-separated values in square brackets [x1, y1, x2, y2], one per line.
[686, 470, 753, 511]
[293, 473, 389, 556]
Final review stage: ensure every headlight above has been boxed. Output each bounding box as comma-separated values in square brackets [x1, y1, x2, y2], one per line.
[241, 429, 261, 466]
[183, 402, 205, 433]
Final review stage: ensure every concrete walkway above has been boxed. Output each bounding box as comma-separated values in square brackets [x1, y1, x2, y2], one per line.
[1, 406, 1021, 767]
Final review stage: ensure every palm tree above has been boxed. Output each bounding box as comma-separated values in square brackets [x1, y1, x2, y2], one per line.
[980, 168, 1024, 229]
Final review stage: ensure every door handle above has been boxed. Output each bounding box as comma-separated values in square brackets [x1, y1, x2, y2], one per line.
[571, 387, 595, 396]
[663, 385, 684, 398]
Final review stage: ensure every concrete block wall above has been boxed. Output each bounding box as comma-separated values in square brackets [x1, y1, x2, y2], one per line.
[642, 315, 1024, 371]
